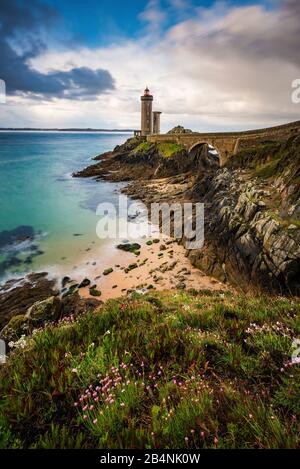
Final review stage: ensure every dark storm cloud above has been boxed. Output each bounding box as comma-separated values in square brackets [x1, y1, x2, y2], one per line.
[0, 0, 115, 100]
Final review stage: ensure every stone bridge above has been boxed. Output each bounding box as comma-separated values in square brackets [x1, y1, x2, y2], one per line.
[147, 120, 300, 166]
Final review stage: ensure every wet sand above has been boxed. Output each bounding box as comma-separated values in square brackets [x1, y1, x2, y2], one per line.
[75, 234, 228, 301]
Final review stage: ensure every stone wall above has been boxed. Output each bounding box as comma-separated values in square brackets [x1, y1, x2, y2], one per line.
[147, 120, 300, 165]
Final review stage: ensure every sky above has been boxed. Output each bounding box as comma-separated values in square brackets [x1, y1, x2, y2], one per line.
[0, 0, 299, 131]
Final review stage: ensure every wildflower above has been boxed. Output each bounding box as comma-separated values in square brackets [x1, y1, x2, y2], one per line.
[200, 431, 205, 438]
[83, 415, 88, 420]
[74, 402, 78, 407]
[89, 405, 94, 411]
[120, 402, 125, 407]
[214, 437, 218, 445]
[93, 418, 98, 425]
[83, 405, 88, 411]
[190, 429, 195, 435]
[184, 437, 189, 443]
[249, 414, 253, 419]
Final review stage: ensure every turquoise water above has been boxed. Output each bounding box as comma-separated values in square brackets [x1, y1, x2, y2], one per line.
[0, 131, 130, 282]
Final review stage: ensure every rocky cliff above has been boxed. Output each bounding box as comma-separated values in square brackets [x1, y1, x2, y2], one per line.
[75, 134, 300, 295]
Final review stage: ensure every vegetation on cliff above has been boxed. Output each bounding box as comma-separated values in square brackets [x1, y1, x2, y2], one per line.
[0, 289, 299, 449]
[227, 135, 300, 208]
[132, 141, 185, 158]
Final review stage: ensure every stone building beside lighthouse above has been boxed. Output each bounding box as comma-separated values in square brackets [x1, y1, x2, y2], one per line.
[138, 87, 162, 136]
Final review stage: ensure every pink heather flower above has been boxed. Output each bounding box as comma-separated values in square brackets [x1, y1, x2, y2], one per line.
[93, 418, 98, 424]
[83, 415, 88, 420]
[200, 431, 205, 438]
[249, 414, 253, 419]
[83, 405, 88, 411]
[184, 437, 189, 442]
[110, 399, 115, 404]
[190, 429, 195, 434]
[74, 402, 78, 407]
[89, 405, 94, 411]
[214, 437, 219, 445]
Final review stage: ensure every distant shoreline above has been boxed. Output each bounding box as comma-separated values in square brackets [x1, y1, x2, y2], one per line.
[0, 128, 135, 132]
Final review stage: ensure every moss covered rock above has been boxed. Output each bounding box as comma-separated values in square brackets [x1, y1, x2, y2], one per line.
[25, 296, 61, 324]
[0, 314, 28, 342]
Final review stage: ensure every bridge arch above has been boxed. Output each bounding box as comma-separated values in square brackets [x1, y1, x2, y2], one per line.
[147, 120, 300, 166]
[188, 141, 221, 171]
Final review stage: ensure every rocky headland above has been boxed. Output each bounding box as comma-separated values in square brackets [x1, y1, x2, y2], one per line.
[74, 130, 300, 295]
[1, 128, 300, 449]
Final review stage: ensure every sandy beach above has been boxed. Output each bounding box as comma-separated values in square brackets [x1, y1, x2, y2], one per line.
[75, 234, 228, 301]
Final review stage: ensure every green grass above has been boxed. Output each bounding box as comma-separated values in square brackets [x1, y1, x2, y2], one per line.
[157, 142, 185, 158]
[131, 141, 153, 154]
[0, 290, 300, 449]
[131, 141, 185, 158]
[254, 158, 281, 179]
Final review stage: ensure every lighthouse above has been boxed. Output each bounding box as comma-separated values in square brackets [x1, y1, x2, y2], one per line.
[138, 87, 162, 136]
[141, 87, 153, 136]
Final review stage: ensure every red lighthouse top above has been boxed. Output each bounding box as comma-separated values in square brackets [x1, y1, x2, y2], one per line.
[144, 87, 150, 96]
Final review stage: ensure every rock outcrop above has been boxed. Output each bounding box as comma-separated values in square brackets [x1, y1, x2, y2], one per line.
[75, 132, 300, 295]
[0, 291, 101, 344]
[188, 167, 300, 294]
[0, 272, 58, 330]
[167, 125, 193, 134]
[0, 272, 101, 344]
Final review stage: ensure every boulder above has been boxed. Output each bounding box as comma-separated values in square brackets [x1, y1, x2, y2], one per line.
[0, 314, 28, 343]
[25, 296, 61, 324]
[0, 272, 58, 330]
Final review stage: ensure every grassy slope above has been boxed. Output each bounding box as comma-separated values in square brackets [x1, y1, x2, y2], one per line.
[227, 135, 300, 203]
[132, 141, 185, 158]
[1, 289, 300, 449]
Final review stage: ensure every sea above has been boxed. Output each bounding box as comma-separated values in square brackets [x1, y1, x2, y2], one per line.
[0, 131, 133, 284]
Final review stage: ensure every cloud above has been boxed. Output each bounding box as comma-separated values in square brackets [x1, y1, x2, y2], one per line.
[139, 0, 167, 32]
[1, 0, 300, 130]
[0, 0, 115, 100]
